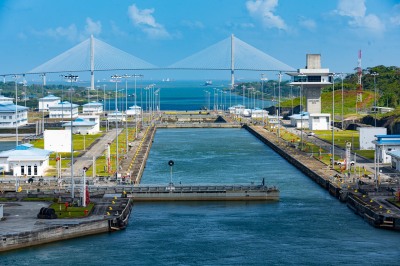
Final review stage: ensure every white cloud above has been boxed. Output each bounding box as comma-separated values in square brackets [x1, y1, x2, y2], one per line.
[335, 0, 384, 32]
[298, 17, 316, 31]
[246, 0, 287, 30]
[390, 15, 400, 26]
[110, 21, 128, 37]
[390, 4, 400, 26]
[225, 21, 255, 30]
[30, 17, 101, 42]
[127, 4, 170, 39]
[34, 24, 78, 42]
[84, 18, 102, 36]
[337, 0, 366, 17]
[181, 20, 205, 29]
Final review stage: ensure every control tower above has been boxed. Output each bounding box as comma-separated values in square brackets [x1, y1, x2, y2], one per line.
[287, 54, 332, 114]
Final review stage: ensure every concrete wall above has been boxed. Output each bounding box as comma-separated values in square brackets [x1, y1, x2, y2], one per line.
[359, 127, 387, 150]
[44, 130, 71, 153]
[0, 219, 109, 252]
[305, 88, 321, 114]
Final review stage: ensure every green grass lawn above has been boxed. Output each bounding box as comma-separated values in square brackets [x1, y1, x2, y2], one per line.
[49, 202, 95, 218]
[280, 90, 375, 119]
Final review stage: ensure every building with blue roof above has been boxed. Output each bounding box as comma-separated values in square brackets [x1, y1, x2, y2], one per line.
[48, 101, 79, 119]
[0, 143, 52, 176]
[62, 117, 98, 134]
[0, 102, 28, 128]
[0, 95, 14, 103]
[387, 150, 400, 171]
[38, 94, 60, 111]
[372, 135, 400, 164]
[289, 112, 310, 129]
[82, 101, 103, 114]
[107, 111, 126, 122]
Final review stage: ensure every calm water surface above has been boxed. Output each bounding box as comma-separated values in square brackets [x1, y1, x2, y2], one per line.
[1, 129, 399, 265]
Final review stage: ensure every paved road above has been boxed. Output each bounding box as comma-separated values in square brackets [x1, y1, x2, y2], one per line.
[63, 129, 122, 177]
[281, 123, 399, 182]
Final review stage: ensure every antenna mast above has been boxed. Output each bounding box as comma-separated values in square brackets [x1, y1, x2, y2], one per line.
[356, 50, 363, 113]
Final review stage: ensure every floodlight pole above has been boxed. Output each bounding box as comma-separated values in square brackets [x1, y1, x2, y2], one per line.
[277, 72, 282, 138]
[13, 75, 19, 148]
[63, 74, 78, 199]
[111, 75, 121, 181]
[371, 72, 379, 127]
[122, 74, 131, 152]
[132, 74, 143, 138]
[329, 73, 336, 168]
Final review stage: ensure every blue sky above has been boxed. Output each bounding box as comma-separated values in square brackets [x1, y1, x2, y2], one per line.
[0, 0, 399, 82]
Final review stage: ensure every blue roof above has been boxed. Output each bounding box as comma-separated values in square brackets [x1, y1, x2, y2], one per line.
[375, 135, 400, 138]
[387, 151, 400, 159]
[0, 145, 52, 160]
[373, 140, 400, 145]
[49, 101, 79, 108]
[62, 118, 96, 127]
[41, 94, 60, 100]
[83, 101, 103, 106]
[0, 102, 29, 112]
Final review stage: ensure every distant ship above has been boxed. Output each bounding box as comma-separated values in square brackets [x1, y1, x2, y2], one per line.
[204, 80, 212, 86]
[162, 78, 171, 82]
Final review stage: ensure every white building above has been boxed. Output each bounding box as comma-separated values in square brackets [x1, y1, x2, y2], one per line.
[44, 130, 71, 153]
[251, 108, 269, 118]
[358, 127, 387, 150]
[287, 54, 332, 114]
[289, 112, 309, 129]
[62, 118, 97, 135]
[48, 101, 79, 119]
[38, 94, 60, 111]
[267, 115, 280, 128]
[82, 101, 103, 115]
[0, 102, 28, 128]
[0, 95, 14, 103]
[126, 105, 142, 116]
[387, 151, 400, 171]
[309, 113, 330, 130]
[0, 143, 52, 176]
[372, 135, 400, 164]
[107, 111, 126, 122]
[228, 105, 245, 115]
[78, 114, 100, 133]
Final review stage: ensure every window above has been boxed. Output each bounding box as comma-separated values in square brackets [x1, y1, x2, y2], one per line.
[28, 165, 31, 175]
[21, 165, 25, 175]
[308, 76, 321, 82]
[314, 117, 320, 122]
[34, 165, 38, 175]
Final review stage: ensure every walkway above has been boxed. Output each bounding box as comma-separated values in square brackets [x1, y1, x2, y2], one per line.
[62, 128, 122, 177]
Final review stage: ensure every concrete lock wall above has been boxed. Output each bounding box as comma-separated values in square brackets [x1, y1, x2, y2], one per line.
[0, 219, 109, 252]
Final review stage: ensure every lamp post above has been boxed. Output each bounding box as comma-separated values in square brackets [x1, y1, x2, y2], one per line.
[102, 84, 106, 111]
[122, 74, 131, 152]
[13, 75, 20, 147]
[63, 74, 78, 199]
[132, 74, 143, 138]
[111, 75, 121, 180]
[329, 73, 336, 168]
[277, 72, 282, 138]
[261, 73, 267, 126]
[340, 73, 344, 130]
[290, 85, 294, 116]
[40, 74, 46, 132]
[241, 85, 245, 108]
[371, 72, 379, 127]
[298, 74, 306, 150]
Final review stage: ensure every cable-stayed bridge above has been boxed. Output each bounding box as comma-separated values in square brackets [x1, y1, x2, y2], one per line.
[5, 34, 295, 88]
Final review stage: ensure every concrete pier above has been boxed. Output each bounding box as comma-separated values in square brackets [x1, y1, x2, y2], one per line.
[245, 125, 400, 230]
